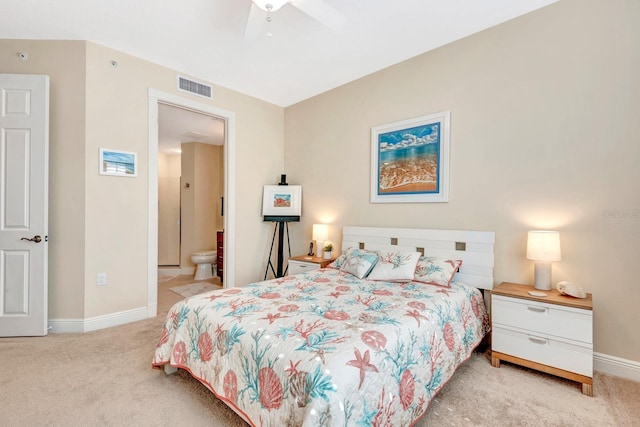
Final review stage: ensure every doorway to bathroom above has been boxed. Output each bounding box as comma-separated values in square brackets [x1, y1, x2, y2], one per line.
[157, 103, 225, 277]
[148, 89, 236, 317]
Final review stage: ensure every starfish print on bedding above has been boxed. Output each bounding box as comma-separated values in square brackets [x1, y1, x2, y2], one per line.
[260, 312, 287, 324]
[346, 349, 379, 389]
[312, 347, 327, 364]
[285, 360, 301, 377]
[405, 309, 428, 327]
[276, 325, 295, 340]
[215, 323, 225, 335]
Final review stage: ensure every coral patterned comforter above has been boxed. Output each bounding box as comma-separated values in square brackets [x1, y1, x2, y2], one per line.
[153, 268, 489, 426]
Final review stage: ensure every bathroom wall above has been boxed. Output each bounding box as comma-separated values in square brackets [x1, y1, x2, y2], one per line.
[180, 142, 224, 269]
[158, 152, 181, 265]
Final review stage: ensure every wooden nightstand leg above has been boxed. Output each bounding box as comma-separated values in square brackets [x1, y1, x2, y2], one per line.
[491, 355, 501, 368]
[582, 382, 593, 397]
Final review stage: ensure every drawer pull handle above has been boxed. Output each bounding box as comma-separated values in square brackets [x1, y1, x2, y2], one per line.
[528, 336, 548, 345]
[527, 306, 547, 313]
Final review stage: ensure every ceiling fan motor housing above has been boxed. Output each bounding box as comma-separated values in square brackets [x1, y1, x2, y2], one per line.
[253, 0, 289, 12]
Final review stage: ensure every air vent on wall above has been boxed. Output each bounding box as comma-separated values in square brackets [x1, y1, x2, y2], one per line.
[177, 75, 213, 99]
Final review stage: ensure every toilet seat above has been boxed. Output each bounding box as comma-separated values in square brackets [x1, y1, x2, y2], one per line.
[192, 250, 216, 257]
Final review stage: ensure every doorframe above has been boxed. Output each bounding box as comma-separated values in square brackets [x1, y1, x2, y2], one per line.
[147, 89, 236, 317]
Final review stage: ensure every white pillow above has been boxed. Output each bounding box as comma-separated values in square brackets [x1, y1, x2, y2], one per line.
[340, 249, 379, 279]
[413, 256, 462, 287]
[327, 247, 354, 269]
[367, 251, 421, 282]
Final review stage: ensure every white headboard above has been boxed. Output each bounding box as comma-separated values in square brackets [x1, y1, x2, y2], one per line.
[342, 226, 495, 290]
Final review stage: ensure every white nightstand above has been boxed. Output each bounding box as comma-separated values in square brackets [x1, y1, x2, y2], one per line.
[288, 255, 334, 275]
[491, 282, 593, 396]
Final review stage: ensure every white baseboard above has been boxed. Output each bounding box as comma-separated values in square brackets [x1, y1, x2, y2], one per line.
[48, 306, 151, 334]
[594, 352, 640, 382]
[158, 267, 181, 276]
[157, 266, 195, 277]
[48, 318, 85, 334]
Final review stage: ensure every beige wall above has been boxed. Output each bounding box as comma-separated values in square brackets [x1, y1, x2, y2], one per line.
[284, 0, 640, 362]
[158, 152, 181, 265]
[158, 152, 181, 178]
[1, 39, 284, 320]
[159, 144, 223, 269]
[180, 142, 223, 268]
[83, 42, 284, 317]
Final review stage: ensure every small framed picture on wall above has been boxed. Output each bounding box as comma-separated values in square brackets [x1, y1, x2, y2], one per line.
[99, 148, 137, 177]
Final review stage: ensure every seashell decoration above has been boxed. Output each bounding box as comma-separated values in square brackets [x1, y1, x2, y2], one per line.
[198, 332, 213, 362]
[556, 281, 587, 299]
[399, 369, 415, 410]
[223, 370, 238, 403]
[215, 330, 229, 355]
[258, 367, 284, 410]
[289, 371, 310, 408]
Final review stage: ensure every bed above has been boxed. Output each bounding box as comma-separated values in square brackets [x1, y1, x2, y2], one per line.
[153, 226, 495, 426]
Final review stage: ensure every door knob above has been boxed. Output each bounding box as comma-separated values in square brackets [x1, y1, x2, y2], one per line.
[21, 235, 42, 243]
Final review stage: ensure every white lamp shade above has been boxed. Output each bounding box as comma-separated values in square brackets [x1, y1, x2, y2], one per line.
[252, 0, 289, 12]
[312, 224, 329, 243]
[526, 231, 561, 262]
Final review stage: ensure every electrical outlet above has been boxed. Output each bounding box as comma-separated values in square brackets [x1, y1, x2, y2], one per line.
[97, 273, 107, 286]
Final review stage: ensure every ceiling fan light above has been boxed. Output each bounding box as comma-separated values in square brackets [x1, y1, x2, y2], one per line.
[252, 0, 289, 12]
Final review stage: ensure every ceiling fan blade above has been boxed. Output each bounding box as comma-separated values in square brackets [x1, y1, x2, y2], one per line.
[291, 0, 346, 30]
[244, 2, 267, 39]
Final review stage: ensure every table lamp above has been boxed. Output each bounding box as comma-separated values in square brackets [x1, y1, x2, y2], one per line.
[526, 230, 561, 290]
[312, 224, 329, 258]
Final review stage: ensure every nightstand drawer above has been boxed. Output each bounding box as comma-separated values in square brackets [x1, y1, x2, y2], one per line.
[492, 295, 592, 343]
[288, 260, 320, 275]
[493, 325, 592, 377]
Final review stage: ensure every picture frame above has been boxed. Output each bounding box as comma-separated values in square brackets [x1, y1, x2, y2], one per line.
[99, 148, 137, 177]
[262, 185, 302, 221]
[370, 111, 450, 203]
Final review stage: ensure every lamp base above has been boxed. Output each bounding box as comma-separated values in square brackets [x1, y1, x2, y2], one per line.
[533, 261, 552, 290]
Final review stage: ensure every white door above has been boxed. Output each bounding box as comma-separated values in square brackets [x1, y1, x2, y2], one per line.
[0, 74, 49, 337]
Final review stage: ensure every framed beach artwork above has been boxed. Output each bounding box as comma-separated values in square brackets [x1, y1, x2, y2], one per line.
[262, 185, 302, 221]
[370, 111, 450, 203]
[99, 148, 137, 177]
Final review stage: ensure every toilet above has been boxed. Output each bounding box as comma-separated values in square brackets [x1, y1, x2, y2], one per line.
[191, 250, 217, 280]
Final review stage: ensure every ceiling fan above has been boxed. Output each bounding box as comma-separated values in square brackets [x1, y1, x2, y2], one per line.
[244, 0, 346, 38]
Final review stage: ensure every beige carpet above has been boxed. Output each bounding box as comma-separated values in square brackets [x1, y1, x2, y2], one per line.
[1, 278, 638, 426]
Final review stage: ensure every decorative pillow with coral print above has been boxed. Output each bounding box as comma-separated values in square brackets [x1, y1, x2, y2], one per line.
[367, 250, 421, 282]
[327, 247, 354, 269]
[339, 249, 378, 279]
[413, 256, 462, 287]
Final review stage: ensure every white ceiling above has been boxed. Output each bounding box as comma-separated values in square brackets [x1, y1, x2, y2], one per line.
[158, 104, 225, 154]
[1, 0, 558, 108]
